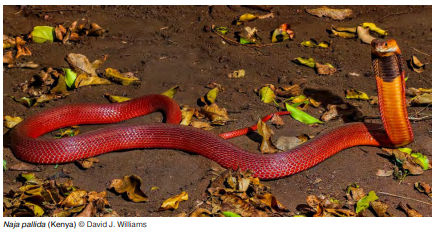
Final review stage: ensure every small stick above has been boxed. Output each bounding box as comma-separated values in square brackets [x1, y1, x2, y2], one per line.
[408, 116, 432, 121]
[412, 47, 431, 57]
[211, 25, 275, 48]
[377, 191, 432, 205]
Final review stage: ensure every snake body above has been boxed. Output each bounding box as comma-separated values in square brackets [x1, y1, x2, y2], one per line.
[11, 39, 413, 179]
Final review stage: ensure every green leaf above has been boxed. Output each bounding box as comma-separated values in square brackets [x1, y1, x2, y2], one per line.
[398, 148, 412, 155]
[3, 160, 7, 171]
[223, 211, 241, 217]
[240, 37, 253, 44]
[285, 103, 323, 124]
[259, 87, 276, 104]
[410, 152, 430, 170]
[63, 68, 78, 88]
[356, 191, 379, 213]
[31, 26, 54, 43]
[271, 28, 289, 43]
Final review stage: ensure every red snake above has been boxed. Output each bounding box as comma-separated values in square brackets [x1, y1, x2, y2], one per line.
[11, 39, 413, 179]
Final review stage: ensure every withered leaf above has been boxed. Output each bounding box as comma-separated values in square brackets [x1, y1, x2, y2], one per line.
[108, 175, 148, 202]
[257, 119, 278, 154]
[321, 104, 339, 122]
[306, 7, 353, 20]
[398, 202, 422, 217]
[315, 62, 337, 75]
[159, 191, 188, 211]
[104, 68, 140, 86]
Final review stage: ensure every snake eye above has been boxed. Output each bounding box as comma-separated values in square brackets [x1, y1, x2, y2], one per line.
[385, 42, 388, 47]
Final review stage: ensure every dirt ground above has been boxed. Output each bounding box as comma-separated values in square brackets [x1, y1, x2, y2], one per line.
[3, 5, 432, 217]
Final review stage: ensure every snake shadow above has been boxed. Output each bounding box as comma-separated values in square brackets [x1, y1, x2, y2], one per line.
[303, 88, 365, 123]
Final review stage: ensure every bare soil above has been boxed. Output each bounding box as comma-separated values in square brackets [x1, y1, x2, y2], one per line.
[3, 5, 432, 217]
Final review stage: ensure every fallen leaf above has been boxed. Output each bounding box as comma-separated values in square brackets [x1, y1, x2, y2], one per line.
[259, 86, 276, 103]
[31, 26, 54, 43]
[239, 27, 260, 44]
[66, 53, 103, 77]
[369, 95, 379, 105]
[3, 35, 16, 49]
[222, 211, 241, 217]
[60, 190, 88, 208]
[75, 74, 111, 88]
[274, 84, 302, 98]
[3, 51, 14, 64]
[76, 158, 99, 169]
[294, 57, 315, 68]
[357, 25, 376, 44]
[286, 103, 323, 124]
[270, 113, 284, 127]
[9, 163, 40, 172]
[104, 68, 140, 86]
[346, 89, 369, 100]
[236, 13, 259, 25]
[87, 23, 106, 36]
[300, 40, 329, 48]
[24, 202, 45, 217]
[189, 208, 213, 217]
[4, 116, 23, 129]
[63, 68, 77, 88]
[271, 23, 294, 43]
[370, 200, 393, 217]
[398, 202, 422, 217]
[206, 87, 219, 104]
[227, 69, 245, 79]
[409, 55, 426, 73]
[104, 93, 131, 103]
[382, 148, 425, 175]
[159, 191, 188, 211]
[321, 104, 339, 122]
[108, 175, 148, 202]
[414, 182, 432, 197]
[331, 26, 357, 33]
[359, 22, 388, 36]
[200, 103, 230, 125]
[213, 26, 228, 34]
[15, 37, 32, 58]
[330, 26, 356, 39]
[12, 96, 36, 108]
[190, 121, 213, 130]
[180, 105, 195, 126]
[274, 136, 302, 151]
[315, 62, 337, 75]
[410, 93, 432, 105]
[306, 6, 353, 20]
[8, 61, 39, 69]
[257, 119, 278, 154]
[356, 191, 379, 213]
[376, 169, 394, 177]
[162, 85, 179, 98]
[346, 183, 366, 201]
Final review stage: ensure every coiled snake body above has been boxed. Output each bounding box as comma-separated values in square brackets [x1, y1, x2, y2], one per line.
[11, 39, 413, 179]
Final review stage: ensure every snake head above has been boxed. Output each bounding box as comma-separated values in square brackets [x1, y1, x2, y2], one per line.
[371, 39, 400, 54]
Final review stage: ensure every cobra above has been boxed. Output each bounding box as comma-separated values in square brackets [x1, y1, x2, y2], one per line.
[10, 39, 413, 180]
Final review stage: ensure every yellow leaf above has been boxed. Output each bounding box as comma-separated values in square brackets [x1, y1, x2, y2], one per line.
[108, 175, 148, 202]
[360, 23, 388, 36]
[259, 86, 276, 103]
[227, 69, 245, 79]
[200, 103, 230, 125]
[346, 89, 369, 100]
[60, 190, 88, 208]
[162, 85, 179, 98]
[294, 57, 316, 68]
[3, 116, 23, 129]
[104, 93, 132, 103]
[104, 68, 141, 86]
[331, 26, 356, 38]
[206, 87, 219, 104]
[159, 191, 188, 211]
[180, 105, 195, 126]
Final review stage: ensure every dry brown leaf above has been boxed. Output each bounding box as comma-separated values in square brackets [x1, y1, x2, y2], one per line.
[357, 25, 376, 44]
[77, 158, 99, 169]
[315, 62, 337, 75]
[189, 208, 212, 217]
[270, 113, 284, 127]
[9, 163, 40, 172]
[376, 169, 394, 177]
[66, 53, 106, 77]
[369, 95, 379, 105]
[414, 182, 432, 197]
[200, 103, 230, 125]
[274, 136, 301, 151]
[370, 200, 393, 217]
[159, 191, 188, 211]
[409, 55, 426, 73]
[104, 68, 140, 86]
[275, 84, 302, 98]
[75, 201, 96, 217]
[3, 51, 14, 64]
[87, 23, 106, 36]
[15, 37, 32, 58]
[108, 175, 148, 202]
[398, 202, 422, 217]
[321, 104, 339, 122]
[410, 93, 432, 106]
[190, 121, 213, 130]
[257, 119, 278, 154]
[382, 148, 424, 175]
[306, 6, 353, 20]
[227, 69, 246, 79]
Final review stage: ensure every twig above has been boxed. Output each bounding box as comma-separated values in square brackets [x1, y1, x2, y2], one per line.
[412, 47, 431, 57]
[409, 116, 432, 121]
[377, 191, 432, 205]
